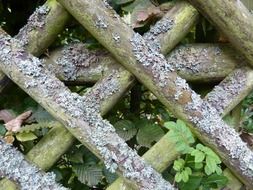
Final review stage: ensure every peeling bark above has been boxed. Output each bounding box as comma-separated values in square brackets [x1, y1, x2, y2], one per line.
[0, 29, 174, 190]
[57, 0, 253, 187]
[0, 139, 67, 190]
[187, 0, 253, 66]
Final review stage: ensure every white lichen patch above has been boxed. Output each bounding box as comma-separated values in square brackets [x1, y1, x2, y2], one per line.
[55, 43, 101, 80]
[82, 70, 121, 112]
[130, 33, 174, 88]
[166, 44, 209, 75]
[112, 33, 120, 43]
[144, 18, 174, 51]
[0, 139, 67, 190]
[95, 15, 108, 29]
[205, 69, 247, 115]
[15, 4, 50, 47]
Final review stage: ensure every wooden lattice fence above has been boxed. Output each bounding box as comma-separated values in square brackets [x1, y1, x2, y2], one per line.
[0, 0, 253, 189]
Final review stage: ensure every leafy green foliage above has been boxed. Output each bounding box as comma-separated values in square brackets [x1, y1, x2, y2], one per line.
[0, 0, 240, 189]
[136, 120, 164, 147]
[164, 120, 195, 153]
[114, 120, 137, 141]
[73, 164, 103, 186]
[166, 120, 227, 189]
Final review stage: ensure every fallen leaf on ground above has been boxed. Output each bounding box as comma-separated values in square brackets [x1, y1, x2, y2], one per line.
[4, 111, 32, 132]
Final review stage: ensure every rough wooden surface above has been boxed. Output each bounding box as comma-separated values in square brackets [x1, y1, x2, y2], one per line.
[0, 139, 68, 190]
[187, 0, 253, 66]
[0, 28, 174, 190]
[58, 0, 253, 187]
[45, 43, 243, 83]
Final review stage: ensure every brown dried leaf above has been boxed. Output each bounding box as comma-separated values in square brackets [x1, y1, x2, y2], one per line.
[4, 135, 15, 144]
[240, 132, 253, 147]
[132, 2, 162, 28]
[0, 109, 15, 123]
[4, 111, 32, 132]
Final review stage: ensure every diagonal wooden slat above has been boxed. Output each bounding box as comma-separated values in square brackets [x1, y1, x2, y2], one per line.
[1, 2, 197, 189]
[57, 0, 253, 187]
[0, 139, 67, 189]
[187, 0, 253, 66]
[0, 0, 251, 189]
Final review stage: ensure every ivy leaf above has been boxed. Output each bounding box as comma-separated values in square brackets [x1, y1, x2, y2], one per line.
[16, 132, 37, 142]
[136, 122, 164, 148]
[73, 164, 103, 186]
[114, 120, 137, 141]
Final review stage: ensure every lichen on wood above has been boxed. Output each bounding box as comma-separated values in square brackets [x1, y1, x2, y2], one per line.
[0, 139, 67, 190]
[0, 29, 174, 190]
[57, 0, 253, 187]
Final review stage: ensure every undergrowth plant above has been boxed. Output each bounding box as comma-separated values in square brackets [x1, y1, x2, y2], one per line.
[164, 120, 228, 190]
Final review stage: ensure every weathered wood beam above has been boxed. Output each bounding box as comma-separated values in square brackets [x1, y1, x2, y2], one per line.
[0, 139, 67, 190]
[57, 0, 253, 187]
[45, 43, 243, 83]
[0, 0, 69, 93]
[187, 0, 253, 66]
[0, 28, 174, 190]
[0, 2, 196, 189]
[205, 67, 253, 117]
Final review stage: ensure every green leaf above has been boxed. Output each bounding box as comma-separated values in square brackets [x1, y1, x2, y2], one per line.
[173, 159, 185, 171]
[190, 149, 205, 163]
[204, 163, 213, 175]
[114, 0, 134, 5]
[202, 174, 228, 189]
[185, 167, 192, 175]
[103, 167, 117, 184]
[136, 123, 164, 148]
[73, 164, 103, 186]
[165, 120, 195, 154]
[194, 162, 203, 169]
[175, 172, 182, 183]
[164, 121, 177, 130]
[15, 132, 37, 142]
[206, 156, 217, 174]
[32, 106, 54, 122]
[178, 175, 202, 190]
[114, 120, 137, 141]
[181, 170, 190, 182]
[0, 124, 6, 136]
[215, 166, 222, 175]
